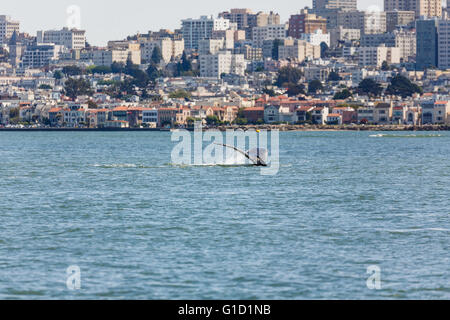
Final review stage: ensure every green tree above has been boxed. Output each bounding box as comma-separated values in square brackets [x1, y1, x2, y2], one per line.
[9, 107, 20, 124]
[308, 80, 324, 94]
[287, 83, 305, 97]
[276, 66, 303, 87]
[53, 70, 63, 80]
[333, 88, 352, 100]
[262, 87, 278, 97]
[146, 63, 162, 82]
[169, 90, 191, 99]
[88, 100, 99, 109]
[151, 46, 163, 65]
[0, 47, 9, 62]
[206, 115, 220, 126]
[385, 75, 423, 98]
[89, 65, 113, 74]
[39, 84, 52, 90]
[234, 118, 248, 125]
[320, 42, 329, 59]
[328, 71, 342, 81]
[64, 78, 93, 100]
[62, 65, 83, 76]
[358, 79, 383, 97]
[111, 62, 125, 73]
[381, 61, 390, 71]
[181, 51, 192, 72]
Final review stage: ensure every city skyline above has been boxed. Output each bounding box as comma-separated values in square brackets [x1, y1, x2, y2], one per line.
[2, 0, 384, 46]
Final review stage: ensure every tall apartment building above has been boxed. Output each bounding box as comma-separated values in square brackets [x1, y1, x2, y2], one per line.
[219, 9, 253, 30]
[21, 43, 65, 68]
[245, 11, 281, 40]
[358, 45, 401, 67]
[329, 26, 361, 46]
[198, 38, 228, 55]
[362, 30, 416, 61]
[438, 20, 450, 69]
[313, 0, 357, 11]
[141, 38, 184, 63]
[37, 28, 86, 50]
[182, 16, 230, 50]
[288, 9, 327, 39]
[0, 15, 20, 45]
[252, 24, 288, 47]
[278, 39, 321, 62]
[386, 11, 416, 32]
[93, 49, 141, 66]
[327, 10, 386, 35]
[300, 30, 331, 47]
[199, 51, 245, 78]
[416, 19, 438, 70]
[212, 29, 242, 47]
[363, 10, 387, 34]
[248, 11, 281, 27]
[384, 0, 442, 18]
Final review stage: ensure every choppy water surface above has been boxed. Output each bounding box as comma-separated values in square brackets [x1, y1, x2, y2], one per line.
[0, 131, 449, 299]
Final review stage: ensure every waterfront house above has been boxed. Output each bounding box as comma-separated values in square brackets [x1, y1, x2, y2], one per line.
[158, 107, 183, 127]
[105, 120, 129, 128]
[111, 106, 129, 122]
[264, 105, 291, 124]
[332, 106, 357, 124]
[295, 106, 314, 123]
[310, 107, 329, 125]
[63, 108, 86, 127]
[392, 105, 407, 124]
[19, 105, 33, 123]
[48, 107, 63, 126]
[374, 102, 393, 125]
[242, 107, 265, 124]
[127, 107, 145, 128]
[85, 108, 109, 128]
[421, 100, 450, 124]
[222, 106, 238, 123]
[357, 107, 375, 124]
[326, 113, 343, 125]
[405, 107, 421, 125]
[142, 108, 158, 126]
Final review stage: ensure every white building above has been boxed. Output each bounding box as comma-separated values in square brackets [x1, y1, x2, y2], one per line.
[252, 24, 288, 47]
[198, 38, 227, 55]
[141, 38, 184, 63]
[21, 44, 66, 68]
[37, 28, 86, 50]
[363, 10, 386, 34]
[0, 15, 19, 45]
[278, 39, 321, 62]
[93, 49, 141, 66]
[142, 109, 158, 124]
[182, 16, 230, 50]
[199, 51, 245, 78]
[394, 30, 416, 62]
[300, 29, 330, 47]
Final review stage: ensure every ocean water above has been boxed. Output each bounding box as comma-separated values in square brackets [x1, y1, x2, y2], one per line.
[0, 131, 449, 300]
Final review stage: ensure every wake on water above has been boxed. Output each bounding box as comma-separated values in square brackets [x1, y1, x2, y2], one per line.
[369, 134, 443, 138]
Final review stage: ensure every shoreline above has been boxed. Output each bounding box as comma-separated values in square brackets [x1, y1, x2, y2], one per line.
[0, 125, 449, 132]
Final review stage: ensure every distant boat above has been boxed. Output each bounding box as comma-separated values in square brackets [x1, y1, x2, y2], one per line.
[214, 143, 268, 167]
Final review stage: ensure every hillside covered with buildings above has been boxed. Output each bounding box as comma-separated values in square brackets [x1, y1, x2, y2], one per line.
[1, 1, 450, 129]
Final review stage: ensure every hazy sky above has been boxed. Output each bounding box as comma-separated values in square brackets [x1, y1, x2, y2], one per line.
[3, 0, 384, 46]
